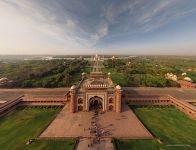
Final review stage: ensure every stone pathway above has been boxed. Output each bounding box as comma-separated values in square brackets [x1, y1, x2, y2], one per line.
[77, 138, 114, 150]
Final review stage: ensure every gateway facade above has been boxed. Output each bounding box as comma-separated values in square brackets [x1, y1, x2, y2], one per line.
[65, 54, 122, 113]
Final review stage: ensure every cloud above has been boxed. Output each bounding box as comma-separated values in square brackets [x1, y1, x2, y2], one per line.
[0, 0, 196, 54]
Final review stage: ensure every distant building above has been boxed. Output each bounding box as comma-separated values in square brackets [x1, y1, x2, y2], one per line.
[65, 54, 122, 113]
[111, 56, 116, 60]
[0, 77, 14, 88]
[78, 56, 84, 60]
[127, 61, 131, 66]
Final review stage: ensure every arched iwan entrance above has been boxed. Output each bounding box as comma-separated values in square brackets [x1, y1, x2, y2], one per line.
[89, 96, 103, 111]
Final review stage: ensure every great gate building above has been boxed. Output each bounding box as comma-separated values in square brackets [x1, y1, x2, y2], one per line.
[65, 54, 122, 113]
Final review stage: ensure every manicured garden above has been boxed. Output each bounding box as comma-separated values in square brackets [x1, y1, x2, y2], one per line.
[0, 107, 75, 150]
[115, 106, 196, 150]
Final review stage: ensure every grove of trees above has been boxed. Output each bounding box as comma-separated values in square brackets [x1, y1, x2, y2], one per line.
[104, 56, 196, 87]
[0, 56, 195, 88]
[0, 59, 88, 88]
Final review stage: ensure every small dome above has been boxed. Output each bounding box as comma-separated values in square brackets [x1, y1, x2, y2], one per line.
[184, 77, 192, 82]
[82, 72, 85, 76]
[70, 85, 76, 90]
[116, 85, 121, 90]
[108, 72, 111, 75]
[0, 77, 8, 82]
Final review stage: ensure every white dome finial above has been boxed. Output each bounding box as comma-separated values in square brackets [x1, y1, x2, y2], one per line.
[70, 85, 76, 90]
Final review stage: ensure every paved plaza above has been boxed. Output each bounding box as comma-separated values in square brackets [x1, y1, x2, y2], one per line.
[40, 102, 152, 139]
[77, 138, 114, 150]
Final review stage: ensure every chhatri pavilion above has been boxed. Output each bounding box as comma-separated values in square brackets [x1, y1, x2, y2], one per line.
[65, 54, 122, 113]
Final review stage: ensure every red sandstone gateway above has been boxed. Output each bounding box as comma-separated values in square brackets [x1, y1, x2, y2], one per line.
[65, 54, 122, 113]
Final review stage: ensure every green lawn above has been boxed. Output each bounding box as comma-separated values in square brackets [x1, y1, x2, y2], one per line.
[104, 67, 127, 86]
[26, 139, 75, 150]
[115, 139, 164, 150]
[116, 106, 196, 150]
[0, 107, 75, 150]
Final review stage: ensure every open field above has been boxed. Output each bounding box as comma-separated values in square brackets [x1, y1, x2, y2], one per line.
[115, 106, 196, 150]
[0, 107, 75, 150]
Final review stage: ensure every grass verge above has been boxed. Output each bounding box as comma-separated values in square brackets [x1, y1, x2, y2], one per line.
[0, 107, 75, 150]
[115, 106, 196, 150]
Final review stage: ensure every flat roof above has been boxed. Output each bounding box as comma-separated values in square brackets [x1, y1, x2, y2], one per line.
[0, 87, 196, 101]
[123, 87, 196, 100]
[0, 88, 69, 101]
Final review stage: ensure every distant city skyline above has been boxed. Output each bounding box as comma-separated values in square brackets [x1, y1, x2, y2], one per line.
[0, 0, 196, 55]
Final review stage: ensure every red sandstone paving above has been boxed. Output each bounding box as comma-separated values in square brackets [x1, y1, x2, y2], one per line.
[98, 104, 152, 138]
[40, 103, 152, 139]
[77, 138, 114, 150]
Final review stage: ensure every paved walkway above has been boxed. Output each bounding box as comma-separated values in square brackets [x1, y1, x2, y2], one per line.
[40, 103, 92, 137]
[98, 104, 152, 138]
[40, 103, 152, 139]
[77, 138, 114, 150]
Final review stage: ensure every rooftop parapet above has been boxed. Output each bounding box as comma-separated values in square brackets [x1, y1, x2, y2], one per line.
[86, 84, 108, 89]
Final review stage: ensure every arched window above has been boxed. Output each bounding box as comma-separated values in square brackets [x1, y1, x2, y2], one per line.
[78, 98, 83, 104]
[109, 98, 113, 103]
[78, 106, 83, 111]
[109, 105, 113, 111]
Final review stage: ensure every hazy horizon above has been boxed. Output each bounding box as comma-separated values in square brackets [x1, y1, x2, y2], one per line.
[0, 0, 196, 55]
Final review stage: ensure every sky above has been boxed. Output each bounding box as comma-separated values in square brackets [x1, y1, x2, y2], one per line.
[0, 0, 196, 55]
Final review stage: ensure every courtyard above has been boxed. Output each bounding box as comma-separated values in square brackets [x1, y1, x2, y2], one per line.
[40, 103, 152, 139]
[0, 88, 196, 150]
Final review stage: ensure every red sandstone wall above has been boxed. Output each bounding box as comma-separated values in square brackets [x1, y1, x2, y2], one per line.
[126, 94, 196, 119]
